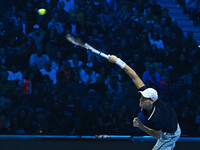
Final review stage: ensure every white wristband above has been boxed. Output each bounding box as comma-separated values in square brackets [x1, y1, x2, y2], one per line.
[116, 58, 126, 69]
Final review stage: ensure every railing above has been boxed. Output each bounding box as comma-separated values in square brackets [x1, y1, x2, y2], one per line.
[0, 135, 200, 142]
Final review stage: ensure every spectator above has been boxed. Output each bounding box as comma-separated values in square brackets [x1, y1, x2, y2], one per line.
[0, 113, 10, 133]
[47, 12, 64, 34]
[66, 12, 82, 35]
[97, 101, 116, 134]
[170, 20, 184, 38]
[147, 0, 162, 19]
[29, 46, 50, 70]
[40, 60, 58, 85]
[161, 8, 171, 26]
[28, 24, 44, 49]
[195, 106, 200, 136]
[79, 64, 99, 86]
[185, 0, 198, 21]
[57, 0, 75, 13]
[44, 26, 60, 58]
[142, 6, 158, 25]
[22, 36, 37, 58]
[81, 104, 98, 135]
[116, 104, 132, 134]
[67, 73, 87, 97]
[142, 64, 161, 87]
[68, 53, 83, 69]
[178, 106, 195, 136]
[7, 64, 23, 84]
[82, 89, 100, 110]
[10, 116, 25, 134]
[182, 30, 198, 50]
[17, 108, 32, 134]
[149, 31, 165, 50]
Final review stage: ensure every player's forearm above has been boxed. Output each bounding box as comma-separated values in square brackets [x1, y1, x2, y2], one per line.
[108, 55, 145, 89]
[139, 124, 162, 139]
[123, 65, 145, 89]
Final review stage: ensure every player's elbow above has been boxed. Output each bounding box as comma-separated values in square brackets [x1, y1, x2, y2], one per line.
[155, 131, 162, 139]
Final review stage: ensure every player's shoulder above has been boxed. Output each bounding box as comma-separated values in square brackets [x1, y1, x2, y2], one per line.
[155, 99, 167, 106]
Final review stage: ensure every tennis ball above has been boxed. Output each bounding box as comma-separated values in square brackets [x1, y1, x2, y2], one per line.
[39, 130, 43, 134]
[38, 8, 47, 15]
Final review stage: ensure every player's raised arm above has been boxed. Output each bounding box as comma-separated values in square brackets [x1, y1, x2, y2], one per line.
[108, 55, 145, 89]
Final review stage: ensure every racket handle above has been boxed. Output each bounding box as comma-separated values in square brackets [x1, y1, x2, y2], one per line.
[99, 52, 109, 59]
[85, 43, 109, 59]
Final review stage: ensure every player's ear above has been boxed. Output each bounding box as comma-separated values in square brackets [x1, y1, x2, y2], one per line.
[151, 99, 155, 104]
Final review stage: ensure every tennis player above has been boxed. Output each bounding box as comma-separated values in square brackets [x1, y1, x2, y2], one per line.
[108, 55, 181, 150]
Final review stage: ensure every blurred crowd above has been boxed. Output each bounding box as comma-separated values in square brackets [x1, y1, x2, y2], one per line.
[0, 0, 200, 136]
[176, 0, 200, 25]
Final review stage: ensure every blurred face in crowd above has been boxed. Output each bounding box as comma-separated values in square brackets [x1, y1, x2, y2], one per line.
[53, 13, 59, 21]
[14, 21, 21, 32]
[152, 31, 159, 40]
[179, 54, 185, 63]
[26, 1, 33, 11]
[87, 104, 94, 113]
[27, 37, 34, 45]
[149, 65, 156, 74]
[92, 29, 98, 37]
[63, 61, 70, 70]
[187, 31, 193, 39]
[50, 26, 57, 34]
[147, 23, 153, 31]
[72, 53, 79, 62]
[36, 48, 43, 57]
[150, 0, 157, 4]
[162, 9, 169, 17]
[146, 7, 152, 16]
[33, 27, 40, 35]
[45, 61, 52, 71]
[1, 71, 8, 81]
[160, 17, 167, 26]
[19, 109, 27, 119]
[133, 53, 140, 62]
[0, 48, 5, 55]
[103, 101, 110, 111]
[152, 44, 158, 51]
[192, 64, 199, 75]
[120, 39, 127, 49]
[0, 22, 4, 30]
[58, 1, 65, 9]
[56, 51, 62, 60]
[121, 105, 127, 113]
[85, 66, 92, 74]
[74, 73, 80, 83]
[171, 21, 177, 27]
[11, 64, 18, 73]
[171, 32, 176, 40]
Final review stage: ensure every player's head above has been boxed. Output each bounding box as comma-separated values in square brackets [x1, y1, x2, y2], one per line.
[139, 88, 158, 108]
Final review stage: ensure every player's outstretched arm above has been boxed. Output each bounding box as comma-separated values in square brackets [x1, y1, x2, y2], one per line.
[108, 55, 145, 89]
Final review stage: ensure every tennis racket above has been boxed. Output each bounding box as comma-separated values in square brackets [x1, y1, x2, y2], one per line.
[66, 34, 109, 59]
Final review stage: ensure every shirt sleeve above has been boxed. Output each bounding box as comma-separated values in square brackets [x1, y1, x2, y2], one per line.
[138, 86, 147, 92]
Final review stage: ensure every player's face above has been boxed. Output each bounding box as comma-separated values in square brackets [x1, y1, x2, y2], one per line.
[139, 96, 153, 108]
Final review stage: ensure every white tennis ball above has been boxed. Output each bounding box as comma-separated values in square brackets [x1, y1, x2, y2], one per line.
[38, 8, 47, 15]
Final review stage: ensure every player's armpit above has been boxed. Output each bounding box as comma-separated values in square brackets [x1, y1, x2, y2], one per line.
[123, 65, 145, 89]
[138, 122, 162, 139]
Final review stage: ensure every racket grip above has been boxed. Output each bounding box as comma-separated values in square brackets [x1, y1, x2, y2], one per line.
[99, 52, 109, 59]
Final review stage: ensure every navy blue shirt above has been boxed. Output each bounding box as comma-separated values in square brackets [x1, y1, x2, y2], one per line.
[137, 88, 178, 133]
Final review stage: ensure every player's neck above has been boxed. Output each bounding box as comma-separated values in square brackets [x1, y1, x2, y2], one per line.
[145, 104, 154, 114]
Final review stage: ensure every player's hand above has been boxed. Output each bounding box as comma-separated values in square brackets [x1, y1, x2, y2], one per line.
[108, 54, 118, 63]
[133, 117, 141, 128]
